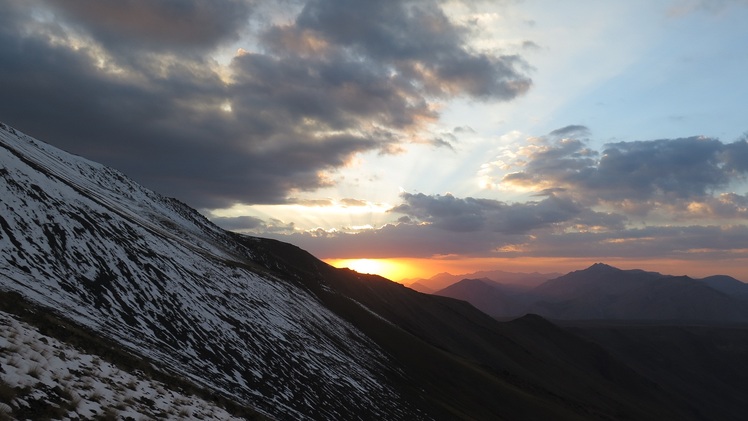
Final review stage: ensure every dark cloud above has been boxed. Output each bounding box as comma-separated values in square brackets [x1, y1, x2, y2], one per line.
[428, 135, 457, 150]
[271, 211, 746, 261]
[229, 51, 429, 136]
[521, 40, 541, 50]
[594, 137, 732, 200]
[41, 0, 254, 52]
[722, 138, 748, 172]
[390, 192, 582, 234]
[275, 222, 525, 259]
[503, 128, 748, 207]
[211, 215, 266, 230]
[0, 0, 531, 209]
[289, 0, 532, 99]
[453, 126, 476, 134]
[548, 124, 590, 138]
[212, 215, 295, 233]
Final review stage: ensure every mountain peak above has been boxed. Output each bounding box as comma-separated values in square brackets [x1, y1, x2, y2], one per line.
[585, 262, 619, 272]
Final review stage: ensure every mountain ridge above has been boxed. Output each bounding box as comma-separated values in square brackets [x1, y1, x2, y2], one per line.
[434, 262, 748, 323]
[406, 268, 559, 293]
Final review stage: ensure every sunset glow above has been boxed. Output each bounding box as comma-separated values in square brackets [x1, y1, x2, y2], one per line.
[325, 258, 414, 281]
[328, 256, 748, 284]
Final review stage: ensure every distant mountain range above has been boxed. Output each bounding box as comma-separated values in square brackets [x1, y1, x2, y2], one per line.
[433, 262, 748, 322]
[2, 122, 748, 420]
[405, 269, 559, 293]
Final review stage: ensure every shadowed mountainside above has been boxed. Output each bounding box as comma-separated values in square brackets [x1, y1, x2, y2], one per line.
[433, 278, 529, 318]
[564, 321, 748, 421]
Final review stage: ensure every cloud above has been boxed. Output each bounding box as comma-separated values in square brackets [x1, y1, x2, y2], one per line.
[212, 215, 295, 233]
[263, 125, 748, 261]
[289, 198, 335, 207]
[390, 192, 584, 234]
[340, 198, 368, 207]
[270, 215, 748, 261]
[521, 40, 541, 50]
[682, 192, 748, 219]
[523, 224, 748, 259]
[548, 124, 590, 138]
[0, 0, 532, 210]
[668, 0, 748, 17]
[41, 0, 254, 52]
[270, 207, 747, 261]
[291, 0, 532, 99]
[211, 215, 266, 231]
[275, 222, 526, 259]
[500, 128, 748, 209]
[722, 138, 748, 172]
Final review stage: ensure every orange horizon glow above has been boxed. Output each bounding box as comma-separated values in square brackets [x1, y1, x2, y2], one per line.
[324, 257, 748, 284]
[324, 258, 413, 281]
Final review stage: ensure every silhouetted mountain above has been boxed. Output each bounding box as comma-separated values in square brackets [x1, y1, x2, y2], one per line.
[406, 281, 436, 294]
[433, 278, 528, 318]
[532, 263, 663, 298]
[406, 269, 558, 292]
[1, 122, 744, 419]
[530, 263, 748, 322]
[699, 275, 748, 298]
[435, 263, 748, 323]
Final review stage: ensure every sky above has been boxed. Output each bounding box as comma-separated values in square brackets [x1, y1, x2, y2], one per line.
[2, 0, 748, 281]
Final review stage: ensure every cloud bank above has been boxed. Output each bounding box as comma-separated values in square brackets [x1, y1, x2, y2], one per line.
[0, 0, 531, 208]
[274, 127, 748, 263]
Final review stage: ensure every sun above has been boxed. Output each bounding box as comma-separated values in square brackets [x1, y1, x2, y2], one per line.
[346, 259, 382, 275]
[325, 258, 411, 281]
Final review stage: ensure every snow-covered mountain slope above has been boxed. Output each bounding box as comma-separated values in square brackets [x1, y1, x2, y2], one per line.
[0, 309, 245, 420]
[0, 123, 417, 420]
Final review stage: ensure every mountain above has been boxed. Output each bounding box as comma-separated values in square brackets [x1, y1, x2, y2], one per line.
[532, 263, 663, 299]
[404, 281, 435, 294]
[406, 269, 558, 292]
[435, 263, 748, 323]
[529, 263, 748, 322]
[699, 275, 748, 298]
[433, 278, 529, 318]
[0, 122, 742, 420]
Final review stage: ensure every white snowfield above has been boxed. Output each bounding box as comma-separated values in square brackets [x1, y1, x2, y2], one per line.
[0, 123, 415, 420]
[0, 310, 244, 420]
